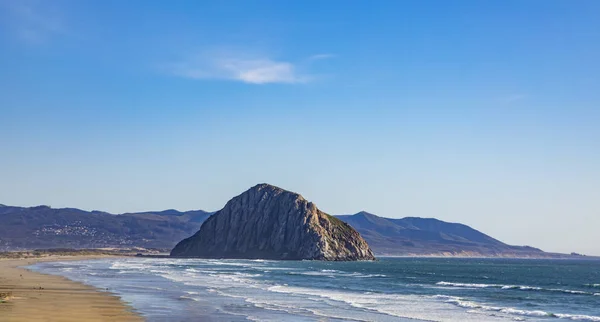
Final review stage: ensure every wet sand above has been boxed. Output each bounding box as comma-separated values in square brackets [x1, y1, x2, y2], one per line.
[0, 256, 142, 321]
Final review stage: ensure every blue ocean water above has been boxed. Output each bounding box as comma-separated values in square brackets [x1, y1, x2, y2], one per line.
[28, 258, 600, 321]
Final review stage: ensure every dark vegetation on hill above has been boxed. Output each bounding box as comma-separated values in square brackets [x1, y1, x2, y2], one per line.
[0, 205, 211, 250]
[336, 212, 546, 257]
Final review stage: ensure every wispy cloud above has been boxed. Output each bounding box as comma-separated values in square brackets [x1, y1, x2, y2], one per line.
[171, 57, 305, 84]
[0, 0, 64, 44]
[308, 53, 336, 61]
[166, 50, 330, 84]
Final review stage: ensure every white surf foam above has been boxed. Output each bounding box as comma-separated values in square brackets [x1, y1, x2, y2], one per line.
[291, 270, 387, 278]
[434, 295, 600, 321]
[554, 314, 600, 322]
[268, 285, 504, 321]
[202, 260, 258, 267]
[436, 281, 497, 288]
[437, 281, 595, 295]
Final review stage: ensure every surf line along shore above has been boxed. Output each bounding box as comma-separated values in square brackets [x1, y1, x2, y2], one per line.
[0, 255, 141, 322]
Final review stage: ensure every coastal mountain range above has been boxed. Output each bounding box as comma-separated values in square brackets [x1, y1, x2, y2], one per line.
[337, 212, 544, 257]
[0, 191, 569, 257]
[0, 204, 211, 250]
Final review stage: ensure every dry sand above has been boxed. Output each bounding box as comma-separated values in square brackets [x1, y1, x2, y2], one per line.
[0, 255, 142, 321]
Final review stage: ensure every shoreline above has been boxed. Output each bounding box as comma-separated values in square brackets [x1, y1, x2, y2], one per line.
[0, 255, 142, 321]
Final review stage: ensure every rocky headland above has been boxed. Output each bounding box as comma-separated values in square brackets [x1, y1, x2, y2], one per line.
[171, 184, 375, 261]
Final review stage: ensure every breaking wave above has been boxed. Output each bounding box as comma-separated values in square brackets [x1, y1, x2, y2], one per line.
[436, 281, 595, 295]
[435, 295, 600, 321]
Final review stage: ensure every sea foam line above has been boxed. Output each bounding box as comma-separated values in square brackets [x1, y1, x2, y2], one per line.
[434, 295, 600, 321]
[289, 270, 387, 278]
[267, 285, 491, 321]
[436, 281, 595, 295]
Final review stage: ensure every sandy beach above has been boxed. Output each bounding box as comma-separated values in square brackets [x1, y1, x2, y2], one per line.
[0, 255, 142, 322]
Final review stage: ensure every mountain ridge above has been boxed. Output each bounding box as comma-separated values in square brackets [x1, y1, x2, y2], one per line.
[0, 204, 212, 250]
[336, 212, 545, 257]
[0, 200, 582, 258]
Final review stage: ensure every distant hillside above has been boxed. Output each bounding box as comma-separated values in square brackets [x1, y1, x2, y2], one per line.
[0, 205, 212, 250]
[0, 204, 573, 258]
[336, 212, 547, 257]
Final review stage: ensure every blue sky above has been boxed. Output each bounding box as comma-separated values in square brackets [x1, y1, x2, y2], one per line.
[1, 0, 599, 255]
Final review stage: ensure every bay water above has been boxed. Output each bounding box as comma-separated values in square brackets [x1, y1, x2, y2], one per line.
[28, 257, 600, 321]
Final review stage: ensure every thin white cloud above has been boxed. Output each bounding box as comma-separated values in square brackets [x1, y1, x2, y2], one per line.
[0, 0, 64, 44]
[167, 50, 332, 84]
[308, 53, 336, 61]
[217, 58, 305, 84]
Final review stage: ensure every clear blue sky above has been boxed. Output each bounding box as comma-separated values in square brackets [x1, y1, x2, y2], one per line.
[1, 0, 599, 255]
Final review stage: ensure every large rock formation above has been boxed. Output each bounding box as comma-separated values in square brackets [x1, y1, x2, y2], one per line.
[170, 184, 375, 261]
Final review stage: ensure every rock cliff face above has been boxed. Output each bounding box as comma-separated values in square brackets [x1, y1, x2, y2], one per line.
[171, 184, 375, 261]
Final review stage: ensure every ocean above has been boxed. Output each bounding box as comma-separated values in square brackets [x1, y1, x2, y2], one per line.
[28, 257, 600, 321]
